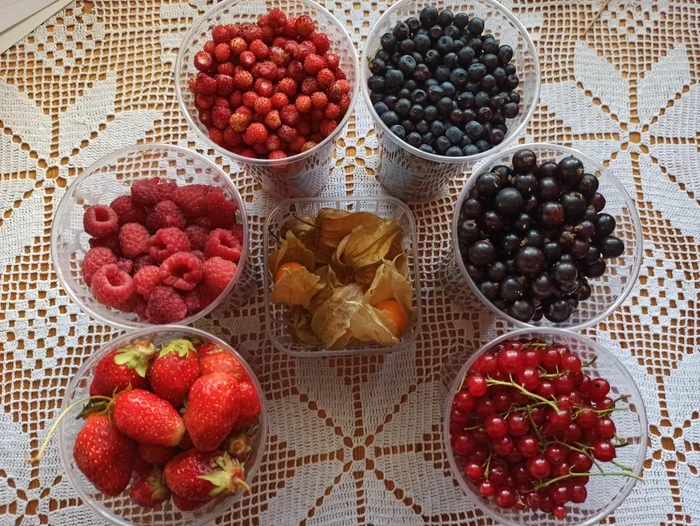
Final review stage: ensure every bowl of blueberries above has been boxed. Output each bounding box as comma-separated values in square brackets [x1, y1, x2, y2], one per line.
[360, 0, 540, 201]
[446, 143, 643, 329]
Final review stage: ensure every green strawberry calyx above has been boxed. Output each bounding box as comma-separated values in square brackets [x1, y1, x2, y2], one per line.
[159, 339, 196, 359]
[226, 425, 259, 461]
[198, 452, 250, 496]
[113, 333, 157, 377]
[147, 468, 170, 501]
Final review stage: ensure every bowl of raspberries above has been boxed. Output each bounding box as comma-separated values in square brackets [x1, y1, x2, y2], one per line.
[36, 326, 266, 526]
[51, 144, 248, 327]
[360, 0, 540, 201]
[175, 0, 359, 197]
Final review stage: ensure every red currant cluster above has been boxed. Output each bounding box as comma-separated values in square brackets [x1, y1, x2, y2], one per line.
[449, 339, 638, 520]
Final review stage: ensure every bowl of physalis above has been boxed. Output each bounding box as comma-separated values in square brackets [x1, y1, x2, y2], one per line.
[263, 196, 422, 356]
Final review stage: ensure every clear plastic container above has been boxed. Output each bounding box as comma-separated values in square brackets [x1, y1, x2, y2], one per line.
[263, 196, 422, 356]
[442, 328, 648, 526]
[51, 144, 250, 329]
[360, 0, 541, 202]
[174, 0, 360, 198]
[57, 325, 267, 526]
[443, 143, 643, 330]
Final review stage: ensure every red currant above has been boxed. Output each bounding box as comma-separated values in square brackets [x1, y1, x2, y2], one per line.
[484, 414, 508, 438]
[539, 494, 554, 512]
[525, 492, 540, 509]
[563, 423, 583, 442]
[552, 505, 567, 519]
[597, 416, 616, 439]
[576, 407, 599, 429]
[467, 374, 488, 397]
[568, 451, 593, 472]
[509, 386, 530, 405]
[487, 460, 507, 485]
[560, 352, 582, 373]
[498, 348, 524, 374]
[541, 348, 561, 371]
[592, 439, 616, 462]
[523, 349, 541, 368]
[517, 435, 540, 458]
[475, 397, 496, 418]
[569, 484, 587, 503]
[464, 460, 484, 481]
[470, 445, 490, 463]
[514, 498, 526, 510]
[545, 444, 568, 465]
[527, 455, 551, 479]
[454, 390, 475, 413]
[505, 449, 524, 464]
[478, 480, 495, 497]
[506, 412, 529, 437]
[530, 406, 546, 425]
[492, 391, 512, 412]
[452, 432, 475, 455]
[549, 408, 572, 430]
[579, 375, 592, 395]
[555, 461, 572, 477]
[449, 408, 468, 428]
[495, 487, 517, 508]
[511, 462, 529, 482]
[583, 426, 601, 443]
[554, 374, 574, 395]
[517, 367, 541, 391]
[492, 435, 514, 456]
[550, 482, 570, 503]
[537, 380, 556, 399]
[474, 353, 498, 375]
[588, 378, 611, 402]
[472, 427, 490, 445]
[596, 397, 615, 410]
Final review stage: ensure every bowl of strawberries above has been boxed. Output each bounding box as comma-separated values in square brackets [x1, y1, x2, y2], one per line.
[51, 144, 249, 328]
[36, 326, 266, 526]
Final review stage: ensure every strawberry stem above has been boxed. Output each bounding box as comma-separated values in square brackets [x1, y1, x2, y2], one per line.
[30, 395, 112, 464]
[486, 378, 558, 411]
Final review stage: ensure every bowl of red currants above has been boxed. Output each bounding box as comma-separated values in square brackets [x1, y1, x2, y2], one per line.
[449, 143, 643, 329]
[444, 328, 647, 525]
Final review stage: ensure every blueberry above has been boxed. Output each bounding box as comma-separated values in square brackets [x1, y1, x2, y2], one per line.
[481, 74, 497, 90]
[428, 25, 444, 40]
[381, 32, 397, 51]
[481, 53, 499, 71]
[400, 38, 415, 54]
[475, 91, 490, 107]
[475, 139, 491, 152]
[444, 25, 460, 39]
[406, 131, 422, 147]
[443, 52, 459, 69]
[435, 65, 451, 82]
[458, 46, 475, 65]
[430, 120, 446, 136]
[369, 92, 383, 104]
[425, 78, 439, 87]
[406, 104, 422, 121]
[404, 79, 417, 91]
[412, 63, 431, 81]
[375, 49, 390, 62]
[451, 38, 465, 52]
[421, 131, 435, 144]
[393, 22, 410, 40]
[465, 81, 480, 94]
[437, 96, 453, 113]
[397, 88, 411, 99]
[446, 146, 463, 156]
[490, 128, 505, 145]
[368, 75, 386, 92]
[435, 135, 452, 154]
[468, 17, 485, 35]
[481, 37, 499, 55]
[424, 48, 441, 67]
[381, 110, 399, 127]
[428, 85, 444, 103]
[465, 120, 484, 139]
[424, 105, 438, 121]
[467, 63, 487, 81]
[460, 135, 473, 147]
[413, 33, 431, 52]
[384, 94, 398, 109]
[398, 54, 416, 73]
[401, 119, 415, 133]
[385, 69, 403, 88]
[405, 16, 421, 35]
[416, 119, 430, 133]
[373, 101, 389, 115]
[449, 108, 464, 124]
[450, 68, 468, 88]
[454, 12, 469, 28]
[394, 98, 411, 118]
[419, 144, 435, 153]
[468, 38, 483, 56]
[436, 35, 453, 54]
[502, 102, 519, 119]
[476, 107, 493, 122]
[505, 74, 520, 90]
[457, 91, 475, 109]
[370, 57, 386, 75]
[438, 9, 454, 27]
[462, 144, 480, 156]
[420, 6, 439, 28]
[390, 124, 406, 139]
[462, 109, 477, 122]
[497, 45, 513, 65]
[446, 126, 463, 144]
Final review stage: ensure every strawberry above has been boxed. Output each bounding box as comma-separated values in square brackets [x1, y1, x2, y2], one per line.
[172, 493, 211, 511]
[193, 342, 222, 358]
[163, 449, 248, 500]
[73, 413, 136, 496]
[89, 336, 156, 397]
[138, 443, 177, 467]
[234, 381, 261, 430]
[178, 431, 194, 451]
[148, 339, 201, 408]
[133, 453, 152, 477]
[199, 349, 251, 383]
[184, 373, 241, 451]
[114, 389, 185, 447]
[225, 427, 257, 461]
[130, 466, 171, 508]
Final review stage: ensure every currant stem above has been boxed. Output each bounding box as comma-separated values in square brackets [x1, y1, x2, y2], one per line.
[30, 395, 112, 464]
[533, 470, 643, 491]
[483, 451, 493, 479]
[486, 378, 558, 411]
[612, 394, 631, 404]
[581, 356, 598, 368]
[558, 440, 604, 473]
[526, 407, 543, 441]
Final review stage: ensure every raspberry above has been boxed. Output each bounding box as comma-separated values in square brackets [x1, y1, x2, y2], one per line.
[253, 142, 268, 155]
[204, 228, 243, 261]
[287, 60, 305, 83]
[241, 23, 263, 43]
[91, 264, 135, 307]
[295, 15, 315, 38]
[325, 52, 340, 70]
[243, 122, 268, 145]
[280, 104, 300, 126]
[212, 25, 232, 44]
[271, 92, 288, 109]
[296, 118, 311, 137]
[231, 224, 244, 244]
[214, 43, 230, 62]
[278, 124, 298, 143]
[268, 8, 287, 28]
[149, 227, 190, 262]
[207, 187, 238, 228]
[282, 17, 298, 38]
[159, 252, 203, 291]
[110, 196, 146, 226]
[233, 70, 253, 89]
[133, 265, 160, 299]
[316, 68, 335, 90]
[194, 51, 213, 72]
[193, 73, 217, 95]
[82, 247, 118, 286]
[303, 53, 326, 75]
[254, 96, 272, 115]
[183, 288, 201, 315]
[157, 180, 178, 203]
[264, 110, 281, 129]
[311, 91, 328, 109]
[295, 41, 316, 61]
[249, 39, 269, 60]
[195, 94, 214, 110]
[253, 61, 277, 80]
[133, 254, 155, 272]
[239, 51, 256, 69]
[334, 68, 347, 80]
[192, 250, 205, 261]
[185, 225, 211, 251]
[269, 150, 287, 160]
[301, 141, 318, 152]
[212, 106, 233, 129]
[116, 258, 134, 275]
[223, 127, 243, 147]
[131, 177, 161, 207]
[324, 103, 341, 120]
[311, 33, 330, 54]
[252, 79, 272, 98]
[230, 37, 247, 56]
[83, 204, 119, 239]
[269, 46, 290, 67]
[145, 285, 187, 324]
[294, 95, 311, 113]
[277, 77, 298, 97]
[198, 109, 212, 126]
[203, 257, 238, 296]
[215, 74, 235, 96]
[117, 222, 148, 259]
[266, 133, 282, 151]
[229, 112, 251, 132]
[320, 119, 338, 137]
[145, 200, 185, 232]
[203, 40, 216, 55]
[301, 77, 319, 96]
[173, 184, 209, 218]
[229, 90, 243, 107]
[242, 91, 258, 108]
[209, 128, 224, 145]
[217, 61, 235, 76]
[194, 216, 214, 230]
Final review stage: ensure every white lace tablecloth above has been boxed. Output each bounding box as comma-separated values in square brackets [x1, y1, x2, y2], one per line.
[1, 0, 699, 524]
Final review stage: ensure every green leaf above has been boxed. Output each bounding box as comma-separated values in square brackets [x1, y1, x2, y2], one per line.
[198, 471, 232, 496]
[113, 340, 156, 378]
[159, 339, 196, 359]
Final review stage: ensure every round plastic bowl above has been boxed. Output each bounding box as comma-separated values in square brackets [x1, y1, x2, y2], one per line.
[447, 143, 643, 330]
[51, 144, 249, 329]
[360, 0, 540, 201]
[58, 326, 267, 526]
[175, 0, 360, 198]
[443, 328, 648, 526]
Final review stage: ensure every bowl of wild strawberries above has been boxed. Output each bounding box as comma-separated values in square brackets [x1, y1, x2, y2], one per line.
[51, 144, 248, 328]
[444, 328, 647, 525]
[32, 326, 266, 526]
[175, 0, 359, 197]
[360, 0, 540, 201]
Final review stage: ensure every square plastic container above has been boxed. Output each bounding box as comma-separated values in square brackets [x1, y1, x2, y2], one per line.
[263, 196, 422, 356]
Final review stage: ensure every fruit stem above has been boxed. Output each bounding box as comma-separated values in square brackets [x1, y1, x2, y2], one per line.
[30, 395, 112, 464]
[292, 214, 318, 229]
[581, 356, 598, 368]
[558, 440, 604, 473]
[483, 451, 493, 479]
[486, 378, 558, 411]
[533, 470, 643, 491]
[610, 460, 635, 472]
[526, 406, 543, 441]
[612, 394, 631, 404]
[146, 333, 157, 346]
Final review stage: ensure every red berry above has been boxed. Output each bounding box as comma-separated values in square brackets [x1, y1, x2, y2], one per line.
[145, 285, 187, 324]
[230, 37, 247, 56]
[204, 228, 243, 261]
[249, 39, 269, 59]
[552, 505, 567, 519]
[295, 16, 315, 38]
[526, 455, 551, 479]
[324, 102, 341, 120]
[217, 61, 235, 76]
[282, 17, 298, 38]
[240, 23, 263, 43]
[588, 378, 610, 402]
[454, 391, 475, 413]
[492, 435, 514, 456]
[592, 439, 616, 461]
[271, 92, 289, 109]
[159, 252, 203, 291]
[242, 122, 268, 145]
[214, 43, 230, 62]
[569, 484, 587, 503]
[212, 25, 232, 43]
[91, 264, 134, 307]
[295, 94, 312, 113]
[325, 52, 340, 70]
[316, 67, 335, 89]
[194, 50, 214, 73]
[537, 380, 556, 399]
[498, 348, 523, 374]
[254, 96, 272, 115]
[517, 367, 540, 391]
[233, 70, 253, 89]
[229, 111, 252, 132]
[484, 414, 507, 438]
[173, 184, 209, 219]
[277, 124, 298, 143]
[239, 50, 256, 68]
[554, 373, 575, 395]
[84, 204, 119, 239]
[467, 375, 487, 397]
[211, 105, 233, 129]
[517, 435, 539, 458]
[548, 408, 572, 430]
[133, 265, 160, 299]
[561, 352, 582, 372]
[473, 353, 498, 375]
[544, 444, 568, 465]
[541, 348, 561, 371]
[449, 407, 468, 429]
[209, 128, 224, 145]
[193, 72, 217, 95]
[464, 460, 483, 481]
[506, 412, 529, 437]
[451, 431, 474, 455]
[277, 77, 298, 97]
[253, 78, 273, 97]
[478, 480, 495, 497]
[82, 247, 118, 286]
[568, 450, 593, 472]
[149, 227, 190, 262]
[474, 397, 495, 418]
[550, 483, 569, 504]
[223, 127, 243, 147]
[202, 256, 238, 297]
[320, 119, 337, 137]
[495, 487, 517, 508]
[267, 8, 287, 28]
[116, 222, 148, 259]
[597, 416, 616, 439]
[198, 108, 212, 126]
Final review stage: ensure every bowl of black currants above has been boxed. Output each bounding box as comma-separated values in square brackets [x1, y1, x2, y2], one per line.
[451, 143, 643, 329]
[360, 0, 540, 201]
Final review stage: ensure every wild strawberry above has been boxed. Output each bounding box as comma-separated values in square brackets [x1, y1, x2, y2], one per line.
[311, 33, 330, 54]
[89, 337, 155, 397]
[194, 51, 213, 72]
[260, 25, 275, 44]
[266, 133, 282, 151]
[114, 389, 186, 447]
[239, 50, 256, 69]
[303, 53, 326, 75]
[212, 106, 233, 129]
[138, 443, 177, 467]
[195, 94, 214, 110]
[310, 132, 324, 143]
[164, 449, 248, 499]
[324, 103, 341, 120]
[242, 122, 268, 145]
[198, 108, 212, 126]
[277, 77, 298, 97]
[234, 382, 261, 430]
[223, 127, 242, 147]
[130, 466, 170, 508]
[253, 143, 268, 155]
[320, 119, 338, 137]
[254, 96, 272, 116]
[296, 118, 311, 137]
[209, 128, 224, 145]
[240, 23, 262, 43]
[295, 15, 315, 38]
[214, 74, 234, 96]
[269, 150, 288, 160]
[73, 413, 137, 496]
[232, 70, 253, 90]
[327, 81, 343, 102]
[229, 111, 251, 132]
[270, 92, 288, 109]
[226, 23, 240, 38]
[248, 39, 269, 59]
[229, 37, 247, 56]
[301, 140, 318, 152]
[339, 93, 351, 112]
[240, 148, 256, 158]
[184, 372, 241, 451]
[301, 77, 319, 96]
[254, 60, 277, 80]
[316, 68, 335, 90]
[267, 8, 287, 28]
[213, 42, 230, 62]
[213, 94, 230, 106]
[269, 46, 290, 67]
[334, 67, 346, 80]
[172, 493, 211, 511]
[217, 61, 235, 76]
[264, 109, 281, 129]
[251, 79, 271, 99]
[193, 73, 217, 95]
[276, 66, 287, 81]
[310, 117, 322, 132]
[325, 52, 340, 70]
[277, 124, 298, 143]
[203, 40, 216, 55]
[280, 104, 300, 126]
[200, 351, 250, 383]
[311, 91, 328, 109]
[282, 16, 298, 38]
[148, 339, 201, 408]
[289, 136, 307, 153]
[212, 25, 232, 43]
[229, 89, 243, 107]
[242, 90, 258, 108]
[294, 94, 311, 113]
[286, 60, 305, 83]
